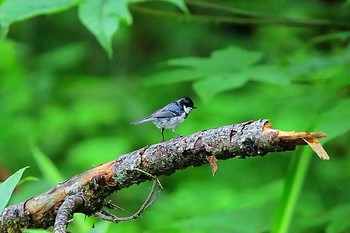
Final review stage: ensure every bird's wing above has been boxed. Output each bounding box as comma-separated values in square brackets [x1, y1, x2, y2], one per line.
[149, 102, 182, 118]
[131, 102, 181, 125]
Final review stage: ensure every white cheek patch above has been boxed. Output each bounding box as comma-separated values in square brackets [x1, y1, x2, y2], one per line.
[183, 106, 192, 114]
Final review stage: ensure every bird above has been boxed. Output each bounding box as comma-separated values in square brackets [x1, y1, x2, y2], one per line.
[132, 97, 196, 141]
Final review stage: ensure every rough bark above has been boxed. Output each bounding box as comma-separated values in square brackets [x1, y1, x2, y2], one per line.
[0, 119, 328, 232]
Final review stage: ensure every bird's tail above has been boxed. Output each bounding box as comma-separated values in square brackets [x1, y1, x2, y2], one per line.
[131, 118, 153, 125]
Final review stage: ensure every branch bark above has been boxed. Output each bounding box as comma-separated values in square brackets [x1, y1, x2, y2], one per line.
[0, 119, 328, 232]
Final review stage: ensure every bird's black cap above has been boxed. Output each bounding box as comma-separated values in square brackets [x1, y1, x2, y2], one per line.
[180, 97, 196, 108]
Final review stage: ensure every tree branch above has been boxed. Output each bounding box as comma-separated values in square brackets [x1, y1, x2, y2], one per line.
[129, 2, 350, 29]
[0, 119, 329, 232]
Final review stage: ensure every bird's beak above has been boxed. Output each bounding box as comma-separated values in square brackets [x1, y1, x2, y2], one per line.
[193, 106, 197, 109]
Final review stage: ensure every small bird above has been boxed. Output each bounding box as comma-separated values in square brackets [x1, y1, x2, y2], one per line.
[132, 97, 196, 141]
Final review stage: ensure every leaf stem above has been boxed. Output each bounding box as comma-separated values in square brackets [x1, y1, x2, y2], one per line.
[272, 147, 312, 233]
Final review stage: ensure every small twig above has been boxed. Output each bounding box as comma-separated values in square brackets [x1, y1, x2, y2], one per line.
[94, 177, 162, 223]
[104, 200, 128, 213]
[134, 168, 164, 189]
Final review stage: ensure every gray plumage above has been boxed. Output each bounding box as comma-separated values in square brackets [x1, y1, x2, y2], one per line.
[132, 97, 196, 141]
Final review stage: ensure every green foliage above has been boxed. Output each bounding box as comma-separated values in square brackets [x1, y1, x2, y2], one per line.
[78, 0, 131, 58]
[314, 98, 350, 143]
[0, 167, 28, 213]
[30, 144, 64, 186]
[326, 204, 350, 233]
[1, 0, 350, 233]
[0, 0, 80, 37]
[0, 0, 188, 56]
[23, 229, 52, 233]
[86, 221, 111, 233]
[145, 46, 290, 102]
[272, 149, 312, 233]
[30, 146, 89, 232]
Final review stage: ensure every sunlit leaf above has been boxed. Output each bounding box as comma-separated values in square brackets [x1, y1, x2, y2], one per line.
[0, 166, 29, 213]
[78, 0, 131, 58]
[31, 144, 64, 186]
[87, 220, 111, 233]
[17, 176, 39, 186]
[23, 229, 52, 233]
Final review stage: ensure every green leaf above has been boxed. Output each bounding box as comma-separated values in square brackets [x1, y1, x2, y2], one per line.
[248, 65, 290, 86]
[31, 144, 64, 186]
[0, 0, 80, 38]
[143, 69, 204, 86]
[29, 146, 90, 233]
[142, 46, 287, 102]
[17, 176, 39, 186]
[326, 204, 350, 233]
[0, 166, 29, 213]
[193, 73, 248, 103]
[87, 221, 111, 233]
[289, 51, 350, 77]
[161, 0, 189, 13]
[210, 46, 263, 69]
[143, 46, 263, 88]
[23, 229, 52, 233]
[167, 46, 262, 71]
[272, 148, 313, 233]
[69, 213, 91, 233]
[78, 0, 131, 58]
[314, 98, 350, 143]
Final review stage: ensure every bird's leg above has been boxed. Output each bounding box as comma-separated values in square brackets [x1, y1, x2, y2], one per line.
[161, 128, 165, 142]
[171, 129, 184, 138]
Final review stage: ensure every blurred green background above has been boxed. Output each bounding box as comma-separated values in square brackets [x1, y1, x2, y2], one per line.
[1, 0, 350, 232]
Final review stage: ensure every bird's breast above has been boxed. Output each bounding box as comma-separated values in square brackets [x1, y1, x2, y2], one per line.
[152, 114, 186, 129]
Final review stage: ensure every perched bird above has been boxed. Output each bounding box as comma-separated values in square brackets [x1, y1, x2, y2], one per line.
[132, 97, 196, 141]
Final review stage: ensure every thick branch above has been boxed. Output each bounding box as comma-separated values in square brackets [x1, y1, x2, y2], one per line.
[0, 119, 328, 232]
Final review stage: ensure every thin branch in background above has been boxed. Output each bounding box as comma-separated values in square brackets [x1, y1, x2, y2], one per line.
[129, 1, 350, 29]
